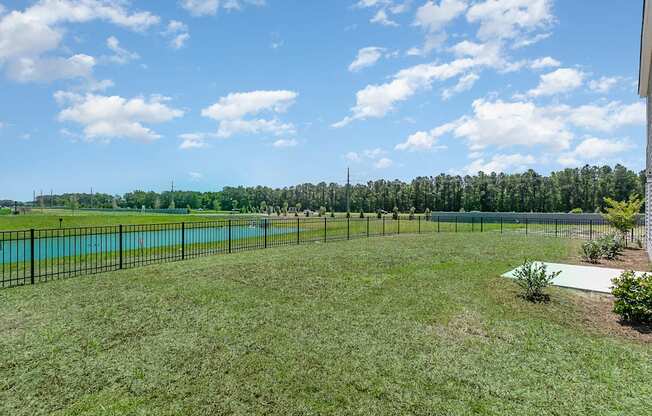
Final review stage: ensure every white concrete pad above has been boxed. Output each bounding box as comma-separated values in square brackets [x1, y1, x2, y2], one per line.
[502, 262, 648, 294]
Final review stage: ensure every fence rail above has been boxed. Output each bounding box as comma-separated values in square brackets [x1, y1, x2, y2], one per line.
[0, 215, 645, 288]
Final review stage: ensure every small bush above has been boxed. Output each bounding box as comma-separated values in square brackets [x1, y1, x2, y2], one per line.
[569, 208, 583, 214]
[581, 241, 602, 263]
[513, 260, 560, 302]
[424, 208, 431, 221]
[597, 234, 624, 260]
[318, 206, 326, 217]
[612, 270, 652, 323]
[359, 210, 364, 219]
[409, 207, 415, 220]
[392, 207, 399, 220]
[377, 210, 382, 219]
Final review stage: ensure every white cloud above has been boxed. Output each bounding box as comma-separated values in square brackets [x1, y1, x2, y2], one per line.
[395, 121, 458, 151]
[345, 151, 361, 162]
[189, 171, 203, 180]
[560, 101, 645, 132]
[529, 56, 560, 69]
[55, 92, 183, 142]
[414, 0, 466, 33]
[465, 153, 536, 174]
[442, 72, 479, 99]
[178, 132, 214, 149]
[453, 99, 573, 151]
[216, 118, 295, 138]
[202, 90, 297, 120]
[558, 137, 632, 166]
[370, 9, 398, 26]
[164, 20, 190, 49]
[200, 90, 298, 138]
[374, 157, 394, 169]
[588, 76, 622, 94]
[180, 0, 264, 16]
[334, 58, 477, 126]
[349, 47, 385, 72]
[105, 36, 139, 64]
[0, 0, 159, 82]
[527, 68, 584, 97]
[272, 138, 298, 148]
[466, 0, 554, 43]
[5, 54, 95, 82]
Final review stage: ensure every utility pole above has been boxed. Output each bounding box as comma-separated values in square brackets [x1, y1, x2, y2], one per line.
[50, 189, 53, 208]
[90, 187, 93, 209]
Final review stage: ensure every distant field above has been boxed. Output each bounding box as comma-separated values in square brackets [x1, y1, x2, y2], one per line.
[1, 233, 650, 415]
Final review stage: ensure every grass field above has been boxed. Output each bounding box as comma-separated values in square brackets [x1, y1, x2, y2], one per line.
[1, 233, 650, 415]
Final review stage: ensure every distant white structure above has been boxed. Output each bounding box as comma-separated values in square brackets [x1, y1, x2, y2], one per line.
[639, 0, 652, 258]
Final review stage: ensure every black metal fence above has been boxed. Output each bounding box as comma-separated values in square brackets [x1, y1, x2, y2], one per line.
[0, 215, 645, 288]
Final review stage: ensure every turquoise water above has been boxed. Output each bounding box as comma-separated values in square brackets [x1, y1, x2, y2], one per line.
[0, 225, 294, 264]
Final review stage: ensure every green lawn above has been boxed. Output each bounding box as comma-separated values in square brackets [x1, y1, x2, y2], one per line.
[1, 233, 650, 415]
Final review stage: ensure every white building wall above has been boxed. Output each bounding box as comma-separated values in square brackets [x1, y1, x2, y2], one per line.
[647, 95, 652, 258]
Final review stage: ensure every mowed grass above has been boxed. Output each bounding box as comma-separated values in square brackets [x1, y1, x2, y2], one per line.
[1, 233, 650, 415]
[0, 210, 255, 231]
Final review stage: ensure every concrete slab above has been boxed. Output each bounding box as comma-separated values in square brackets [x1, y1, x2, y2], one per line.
[502, 262, 649, 294]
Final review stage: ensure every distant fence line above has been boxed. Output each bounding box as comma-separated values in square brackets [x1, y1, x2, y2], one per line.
[0, 214, 645, 288]
[430, 211, 645, 222]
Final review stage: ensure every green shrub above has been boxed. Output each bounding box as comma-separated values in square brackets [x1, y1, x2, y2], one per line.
[392, 207, 399, 220]
[409, 207, 415, 220]
[359, 210, 364, 218]
[596, 234, 624, 260]
[424, 208, 431, 221]
[581, 241, 602, 263]
[318, 206, 326, 217]
[0, 208, 11, 215]
[513, 260, 560, 302]
[377, 210, 382, 219]
[602, 195, 643, 241]
[569, 208, 583, 214]
[611, 270, 652, 323]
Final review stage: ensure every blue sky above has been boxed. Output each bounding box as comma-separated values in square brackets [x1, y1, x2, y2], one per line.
[0, 0, 646, 200]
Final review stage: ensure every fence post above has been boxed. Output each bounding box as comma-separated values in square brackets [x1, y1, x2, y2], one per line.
[525, 218, 528, 236]
[383, 217, 385, 236]
[324, 217, 327, 242]
[555, 219, 558, 237]
[367, 217, 370, 237]
[398, 216, 400, 234]
[418, 216, 421, 234]
[589, 220, 593, 240]
[264, 218, 267, 248]
[438, 216, 440, 233]
[347, 217, 350, 240]
[181, 222, 185, 260]
[455, 217, 458, 233]
[297, 218, 300, 244]
[30, 229, 35, 285]
[119, 224, 123, 269]
[228, 219, 232, 253]
[472, 217, 475, 232]
[481, 217, 483, 233]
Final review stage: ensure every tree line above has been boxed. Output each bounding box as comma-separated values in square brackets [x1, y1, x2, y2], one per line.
[26, 164, 646, 214]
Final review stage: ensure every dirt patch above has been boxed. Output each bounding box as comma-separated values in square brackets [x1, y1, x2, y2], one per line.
[568, 246, 651, 272]
[569, 290, 652, 343]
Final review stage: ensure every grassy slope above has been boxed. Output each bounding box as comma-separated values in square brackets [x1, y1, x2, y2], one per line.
[1, 233, 650, 415]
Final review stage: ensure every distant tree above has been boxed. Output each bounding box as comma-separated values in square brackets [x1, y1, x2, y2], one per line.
[168, 198, 175, 209]
[392, 206, 399, 220]
[409, 207, 415, 220]
[154, 197, 161, 209]
[212, 199, 220, 211]
[602, 195, 644, 240]
[319, 206, 326, 217]
[424, 208, 431, 221]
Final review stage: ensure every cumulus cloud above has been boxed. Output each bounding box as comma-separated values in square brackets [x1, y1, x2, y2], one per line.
[55, 92, 183, 142]
[529, 56, 560, 69]
[105, 36, 139, 64]
[414, 0, 466, 33]
[185, 90, 299, 144]
[527, 68, 584, 97]
[272, 138, 298, 148]
[180, 0, 265, 17]
[163, 20, 190, 49]
[395, 121, 458, 151]
[588, 76, 623, 94]
[349, 47, 386, 72]
[466, 0, 554, 43]
[464, 153, 536, 174]
[442, 72, 479, 99]
[374, 157, 394, 169]
[559, 101, 645, 132]
[0, 0, 159, 82]
[558, 137, 633, 166]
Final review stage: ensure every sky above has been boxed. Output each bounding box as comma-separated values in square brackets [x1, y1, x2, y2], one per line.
[0, 0, 647, 200]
